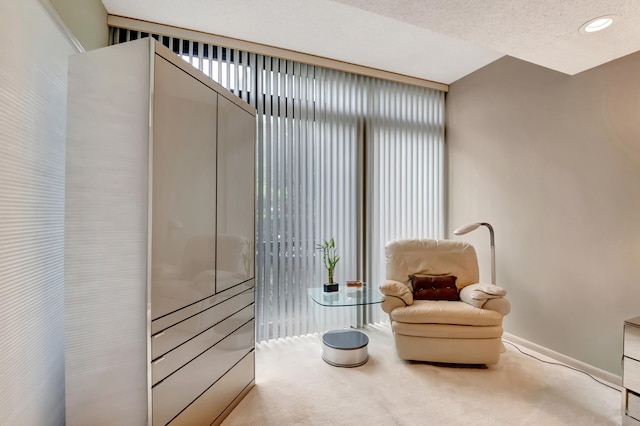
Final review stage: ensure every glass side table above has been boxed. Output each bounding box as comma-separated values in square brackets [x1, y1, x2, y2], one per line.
[308, 286, 384, 367]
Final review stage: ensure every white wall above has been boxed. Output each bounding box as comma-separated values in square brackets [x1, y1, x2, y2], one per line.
[0, 0, 79, 423]
[49, 0, 108, 50]
[447, 53, 640, 375]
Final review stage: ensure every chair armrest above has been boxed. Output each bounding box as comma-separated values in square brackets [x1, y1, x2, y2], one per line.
[380, 280, 413, 303]
[483, 297, 510, 316]
[379, 280, 413, 314]
[459, 283, 507, 310]
[381, 296, 407, 314]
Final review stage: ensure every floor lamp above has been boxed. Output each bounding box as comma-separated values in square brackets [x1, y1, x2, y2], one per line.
[454, 222, 495, 284]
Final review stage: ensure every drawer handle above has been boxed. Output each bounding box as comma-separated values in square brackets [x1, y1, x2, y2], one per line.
[152, 357, 165, 365]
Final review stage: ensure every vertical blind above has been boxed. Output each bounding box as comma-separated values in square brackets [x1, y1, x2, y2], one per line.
[109, 27, 444, 341]
[367, 79, 445, 304]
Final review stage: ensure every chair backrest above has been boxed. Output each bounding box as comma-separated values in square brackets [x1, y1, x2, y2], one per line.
[385, 239, 479, 289]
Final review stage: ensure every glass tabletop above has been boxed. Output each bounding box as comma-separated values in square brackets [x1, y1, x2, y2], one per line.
[307, 285, 384, 307]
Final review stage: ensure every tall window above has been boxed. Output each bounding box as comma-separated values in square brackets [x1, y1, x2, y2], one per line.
[110, 28, 445, 341]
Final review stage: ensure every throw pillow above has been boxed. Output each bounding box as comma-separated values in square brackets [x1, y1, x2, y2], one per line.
[410, 274, 459, 301]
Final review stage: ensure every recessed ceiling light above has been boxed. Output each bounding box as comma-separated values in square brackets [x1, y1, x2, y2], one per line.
[579, 15, 617, 34]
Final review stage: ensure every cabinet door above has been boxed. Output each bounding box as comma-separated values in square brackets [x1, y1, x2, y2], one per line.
[151, 54, 218, 320]
[216, 95, 256, 292]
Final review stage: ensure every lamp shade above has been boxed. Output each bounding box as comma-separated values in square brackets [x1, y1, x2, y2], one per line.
[453, 222, 481, 235]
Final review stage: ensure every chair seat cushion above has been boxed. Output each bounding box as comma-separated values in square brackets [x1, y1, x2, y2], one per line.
[392, 322, 503, 339]
[390, 300, 503, 326]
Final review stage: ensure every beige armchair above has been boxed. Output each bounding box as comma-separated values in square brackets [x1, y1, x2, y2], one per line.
[380, 239, 510, 365]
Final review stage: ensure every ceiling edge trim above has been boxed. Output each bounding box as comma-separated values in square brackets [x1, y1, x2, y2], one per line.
[108, 15, 448, 92]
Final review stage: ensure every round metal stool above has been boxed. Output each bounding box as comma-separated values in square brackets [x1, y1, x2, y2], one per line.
[321, 329, 369, 367]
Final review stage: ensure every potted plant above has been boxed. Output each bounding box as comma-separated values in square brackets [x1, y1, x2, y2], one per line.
[316, 238, 340, 292]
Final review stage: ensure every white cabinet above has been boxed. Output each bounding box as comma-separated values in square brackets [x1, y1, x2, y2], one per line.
[65, 38, 256, 426]
[623, 317, 640, 425]
[216, 95, 256, 292]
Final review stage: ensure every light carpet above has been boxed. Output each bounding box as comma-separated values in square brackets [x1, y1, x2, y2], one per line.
[222, 323, 620, 425]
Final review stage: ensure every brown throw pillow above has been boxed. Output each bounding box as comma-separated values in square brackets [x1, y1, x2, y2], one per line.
[410, 275, 459, 301]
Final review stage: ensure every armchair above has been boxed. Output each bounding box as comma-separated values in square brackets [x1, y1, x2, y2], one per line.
[380, 239, 510, 365]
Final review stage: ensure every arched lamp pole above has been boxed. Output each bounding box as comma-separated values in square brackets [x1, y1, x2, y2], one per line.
[453, 222, 495, 285]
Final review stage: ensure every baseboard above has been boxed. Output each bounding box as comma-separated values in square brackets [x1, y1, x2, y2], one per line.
[502, 332, 622, 388]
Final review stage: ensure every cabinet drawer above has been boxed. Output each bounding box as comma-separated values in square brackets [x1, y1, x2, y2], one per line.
[624, 357, 640, 392]
[168, 352, 254, 426]
[628, 390, 640, 422]
[626, 325, 640, 361]
[152, 289, 254, 358]
[152, 321, 255, 426]
[152, 280, 254, 334]
[152, 304, 254, 385]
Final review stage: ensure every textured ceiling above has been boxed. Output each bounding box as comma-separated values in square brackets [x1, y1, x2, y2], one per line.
[100, 0, 640, 85]
[335, 0, 640, 76]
